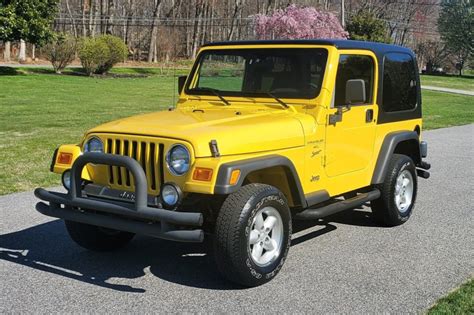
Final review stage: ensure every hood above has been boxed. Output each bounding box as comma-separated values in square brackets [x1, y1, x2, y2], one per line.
[87, 105, 305, 157]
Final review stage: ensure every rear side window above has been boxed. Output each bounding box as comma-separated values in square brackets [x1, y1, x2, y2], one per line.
[383, 53, 417, 112]
[335, 54, 374, 106]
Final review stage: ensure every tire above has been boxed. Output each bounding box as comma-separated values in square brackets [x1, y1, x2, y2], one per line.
[65, 220, 135, 251]
[214, 184, 292, 287]
[371, 154, 418, 226]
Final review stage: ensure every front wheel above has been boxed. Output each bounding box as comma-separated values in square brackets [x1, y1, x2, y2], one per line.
[371, 154, 418, 226]
[65, 220, 135, 251]
[214, 184, 292, 287]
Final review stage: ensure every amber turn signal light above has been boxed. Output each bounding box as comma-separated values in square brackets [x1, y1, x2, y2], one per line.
[193, 168, 213, 181]
[229, 169, 241, 185]
[57, 152, 73, 165]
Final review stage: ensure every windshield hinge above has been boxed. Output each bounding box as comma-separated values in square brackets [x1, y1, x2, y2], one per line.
[209, 140, 220, 157]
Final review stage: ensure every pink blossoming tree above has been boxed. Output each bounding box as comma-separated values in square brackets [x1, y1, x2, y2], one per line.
[255, 4, 348, 40]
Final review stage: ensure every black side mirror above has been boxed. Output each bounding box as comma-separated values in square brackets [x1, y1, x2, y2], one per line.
[345, 79, 366, 105]
[178, 76, 187, 94]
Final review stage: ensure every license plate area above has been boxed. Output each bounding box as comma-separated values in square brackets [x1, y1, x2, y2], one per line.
[83, 184, 160, 207]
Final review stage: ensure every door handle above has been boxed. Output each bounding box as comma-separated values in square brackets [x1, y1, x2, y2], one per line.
[365, 109, 374, 123]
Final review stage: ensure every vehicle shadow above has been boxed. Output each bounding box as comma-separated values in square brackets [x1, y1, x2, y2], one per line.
[0, 219, 228, 292]
[0, 207, 378, 292]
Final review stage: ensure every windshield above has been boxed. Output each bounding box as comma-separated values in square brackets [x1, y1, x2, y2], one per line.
[186, 48, 328, 99]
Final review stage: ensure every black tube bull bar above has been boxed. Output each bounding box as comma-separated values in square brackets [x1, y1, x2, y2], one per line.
[34, 153, 204, 242]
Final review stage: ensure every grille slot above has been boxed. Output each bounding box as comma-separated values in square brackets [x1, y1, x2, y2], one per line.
[105, 137, 163, 193]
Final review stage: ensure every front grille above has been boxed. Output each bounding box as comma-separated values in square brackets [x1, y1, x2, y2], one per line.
[105, 137, 164, 194]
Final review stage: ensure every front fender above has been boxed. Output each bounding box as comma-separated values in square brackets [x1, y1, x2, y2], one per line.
[51, 144, 91, 181]
[214, 155, 306, 207]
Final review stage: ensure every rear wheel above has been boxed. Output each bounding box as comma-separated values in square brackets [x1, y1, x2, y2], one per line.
[65, 220, 135, 251]
[214, 184, 292, 287]
[371, 154, 417, 226]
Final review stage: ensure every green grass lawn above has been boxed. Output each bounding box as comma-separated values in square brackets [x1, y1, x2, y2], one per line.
[1, 67, 473, 195]
[1, 67, 176, 194]
[421, 74, 474, 91]
[423, 90, 474, 129]
[428, 279, 473, 314]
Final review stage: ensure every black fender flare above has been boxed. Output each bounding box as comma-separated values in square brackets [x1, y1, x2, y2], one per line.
[214, 155, 307, 207]
[371, 131, 420, 184]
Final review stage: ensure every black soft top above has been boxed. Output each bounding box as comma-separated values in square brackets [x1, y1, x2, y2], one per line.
[202, 39, 413, 56]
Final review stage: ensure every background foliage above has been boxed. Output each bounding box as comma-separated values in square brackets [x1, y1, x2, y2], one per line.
[346, 10, 391, 43]
[0, 0, 59, 45]
[438, 0, 473, 75]
[255, 4, 348, 40]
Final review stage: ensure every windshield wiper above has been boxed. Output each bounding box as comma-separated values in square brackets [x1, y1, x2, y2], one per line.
[265, 92, 289, 109]
[191, 87, 230, 106]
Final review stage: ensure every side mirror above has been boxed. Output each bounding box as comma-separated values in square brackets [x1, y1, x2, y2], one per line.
[178, 76, 187, 94]
[345, 79, 366, 105]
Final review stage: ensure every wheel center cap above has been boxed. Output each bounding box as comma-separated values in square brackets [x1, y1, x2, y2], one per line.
[258, 230, 270, 242]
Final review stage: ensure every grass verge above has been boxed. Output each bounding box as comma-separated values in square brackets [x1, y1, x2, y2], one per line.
[428, 279, 473, 314]
[422, 90, 474, 129]
[421, 74, 474, 91]
[0, 67, 473, 195]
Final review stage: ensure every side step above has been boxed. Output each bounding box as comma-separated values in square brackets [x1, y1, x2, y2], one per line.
[295, 189, 381, 220]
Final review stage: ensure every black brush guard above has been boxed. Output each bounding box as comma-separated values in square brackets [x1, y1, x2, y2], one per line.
[34, 153, 204, 242]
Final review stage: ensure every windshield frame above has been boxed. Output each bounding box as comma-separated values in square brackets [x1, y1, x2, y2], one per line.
[184, 46, 330, 101]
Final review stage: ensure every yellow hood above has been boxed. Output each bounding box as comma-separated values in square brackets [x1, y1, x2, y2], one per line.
[87, 106, 305, 157]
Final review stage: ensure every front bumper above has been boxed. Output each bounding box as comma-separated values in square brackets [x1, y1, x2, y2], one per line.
[35, 153, 204, 242]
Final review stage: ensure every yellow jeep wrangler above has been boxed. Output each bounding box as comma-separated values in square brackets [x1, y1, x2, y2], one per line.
[36, 39, 431, 287]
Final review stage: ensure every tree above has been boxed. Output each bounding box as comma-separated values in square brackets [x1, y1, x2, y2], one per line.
[0, 0, 59, 44]
[415, 40, 449, 74]
[255, 4, 348, 40]
[147, 0, 163, 63]
[346, 10, 391, 43]
[0, 0, 59, 61]
[438, 0, 473, 76]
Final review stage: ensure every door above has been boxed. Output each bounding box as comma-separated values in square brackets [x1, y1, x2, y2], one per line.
[325, 52, 377, 177]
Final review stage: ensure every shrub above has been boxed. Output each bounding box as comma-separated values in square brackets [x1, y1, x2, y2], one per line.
[43, 33, 77, 74]
[96, 35, 128, 74]
[78, 35, 128, 75]
[346, 10, 391, 43]
[78, 37, 109, 76]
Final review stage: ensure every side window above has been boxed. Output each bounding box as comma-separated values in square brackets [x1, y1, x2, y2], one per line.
[383, 53, 417, 112]
[335, 54, 374, 106]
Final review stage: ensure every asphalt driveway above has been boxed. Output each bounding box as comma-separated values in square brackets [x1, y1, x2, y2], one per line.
[1, 124, 473, 313]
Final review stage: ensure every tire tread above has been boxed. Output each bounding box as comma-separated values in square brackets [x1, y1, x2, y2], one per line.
[214, 184, 289, 286]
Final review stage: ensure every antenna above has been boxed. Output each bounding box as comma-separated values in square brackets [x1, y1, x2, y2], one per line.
[172, 67, 176, 109]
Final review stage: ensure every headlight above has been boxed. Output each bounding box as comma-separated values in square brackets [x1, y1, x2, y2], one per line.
[166, 144, 190, 176]
[84, 137, 103, 153]
[160, 182, 183, 209]
[62, 170, 71, 190]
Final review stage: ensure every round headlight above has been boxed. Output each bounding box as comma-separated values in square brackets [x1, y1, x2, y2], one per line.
[62, 170, 71, 190]
[84, 137, 103, 153]
[166, 144, 190, 176]
[160, 183, 183, 209]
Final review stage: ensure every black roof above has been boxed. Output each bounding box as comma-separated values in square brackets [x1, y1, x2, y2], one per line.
[202, 39, 413, 55]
